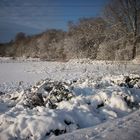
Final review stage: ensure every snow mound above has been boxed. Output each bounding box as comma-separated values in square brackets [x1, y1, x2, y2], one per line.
[0, 75, 140, 140]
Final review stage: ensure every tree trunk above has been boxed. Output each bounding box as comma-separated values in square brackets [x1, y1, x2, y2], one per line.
[132, 38, 137, 59]
[132, 0, 137, 59]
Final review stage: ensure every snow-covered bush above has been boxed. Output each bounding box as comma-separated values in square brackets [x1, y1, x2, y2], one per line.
[22, 80, 74, 109]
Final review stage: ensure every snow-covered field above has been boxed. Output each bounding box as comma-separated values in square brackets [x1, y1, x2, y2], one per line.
[0, 58, 140, 140]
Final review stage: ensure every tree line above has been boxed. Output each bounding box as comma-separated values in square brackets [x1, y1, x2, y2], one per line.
[0, 0, 140, 60]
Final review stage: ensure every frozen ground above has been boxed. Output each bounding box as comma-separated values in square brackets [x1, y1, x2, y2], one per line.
[0, 58, 140, 140]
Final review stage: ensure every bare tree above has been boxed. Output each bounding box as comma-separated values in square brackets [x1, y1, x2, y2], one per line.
[104, 0, 139, 36]
[103, 0, 140, 58]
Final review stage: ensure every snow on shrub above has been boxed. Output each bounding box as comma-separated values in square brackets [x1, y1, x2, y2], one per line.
[22, 80, 74, 109]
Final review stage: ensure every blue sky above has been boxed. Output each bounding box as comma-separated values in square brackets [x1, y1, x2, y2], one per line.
[0, 0, 109, 43]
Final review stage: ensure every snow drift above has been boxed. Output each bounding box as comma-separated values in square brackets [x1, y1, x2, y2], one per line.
[0, 74, 140, 140]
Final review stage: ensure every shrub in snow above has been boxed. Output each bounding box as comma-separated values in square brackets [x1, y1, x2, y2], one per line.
[23, 80, 74, 109]
[108, 74, 140, 88]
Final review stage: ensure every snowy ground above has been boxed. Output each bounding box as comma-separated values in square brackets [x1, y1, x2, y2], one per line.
[0, 58, 140, 140]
